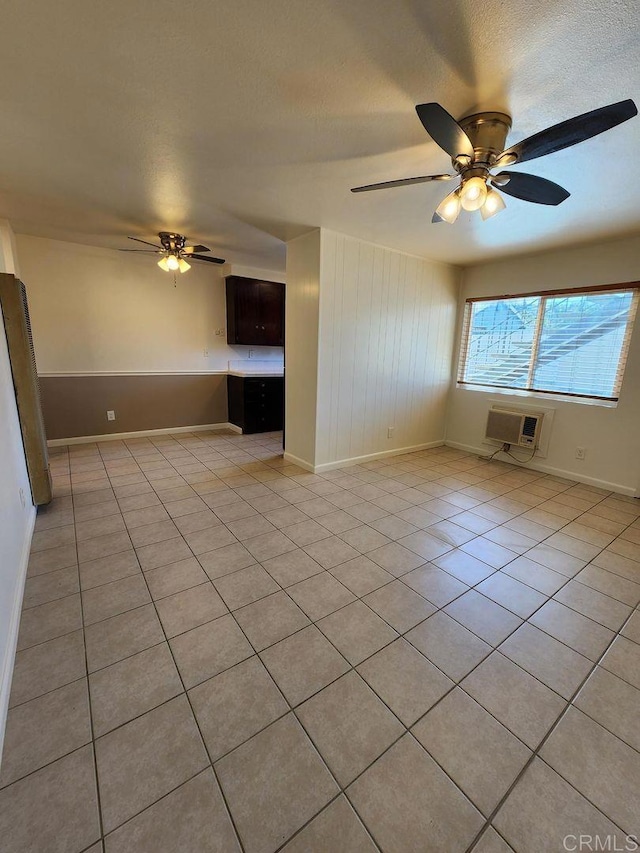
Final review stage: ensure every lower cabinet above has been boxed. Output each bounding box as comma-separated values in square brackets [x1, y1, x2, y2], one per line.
[227, 375, 284, 434]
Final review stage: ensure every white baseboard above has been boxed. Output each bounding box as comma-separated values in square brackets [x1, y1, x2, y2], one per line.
[0, 505, 35, 763]
[47, 422, 239, 446]
[284, 440, 446, 474]
[445, 440, 637, 497]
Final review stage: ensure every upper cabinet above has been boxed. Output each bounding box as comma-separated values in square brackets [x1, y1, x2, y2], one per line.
[226, 276, 285, 346]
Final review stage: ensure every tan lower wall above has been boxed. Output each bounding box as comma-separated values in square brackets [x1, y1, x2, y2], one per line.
[39, 374, 228, 440]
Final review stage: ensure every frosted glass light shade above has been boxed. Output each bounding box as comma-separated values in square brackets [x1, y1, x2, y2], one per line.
[481, 188, 507, 220]
[435, 189, 461, 224]
[460, 176, 488, 211]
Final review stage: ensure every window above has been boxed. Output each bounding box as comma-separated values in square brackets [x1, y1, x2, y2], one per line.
[457, 285, 639, 401]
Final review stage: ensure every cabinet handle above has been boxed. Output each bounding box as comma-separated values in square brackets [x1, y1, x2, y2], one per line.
[261, 326, 265, 330]
[255, 325, 259, 329]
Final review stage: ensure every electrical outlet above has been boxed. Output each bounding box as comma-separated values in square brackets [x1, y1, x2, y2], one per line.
[107, 410, 116, 421]
[387, 427, 394, 438]
[575, 446, 586, 460]
[203, 348, 209, 358]
[19, 487, 26, 508]
[215, 328, 225, 336]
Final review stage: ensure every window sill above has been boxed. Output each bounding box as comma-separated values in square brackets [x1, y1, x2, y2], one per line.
[455, 383, 618, 409]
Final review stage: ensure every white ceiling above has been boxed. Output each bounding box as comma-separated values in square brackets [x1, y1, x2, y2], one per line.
[1, 0, 639, 270]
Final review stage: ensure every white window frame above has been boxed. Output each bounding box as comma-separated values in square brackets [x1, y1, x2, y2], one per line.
[457, 283, 640, 403]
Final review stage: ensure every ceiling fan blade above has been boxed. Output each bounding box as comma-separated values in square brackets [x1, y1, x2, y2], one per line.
[498, 99, 637, 165]
[494, 172, 570, 205]
[415, 103, 475, 159]
[351, 174, 453, 193]
[127, 236, 163, 249]
[182, 245, 210, 254]
[190, 254, 226, 264]
[119, 248, 161, 253]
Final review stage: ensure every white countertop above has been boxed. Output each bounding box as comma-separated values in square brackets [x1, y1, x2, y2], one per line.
[228, 370, 284, 378]
[227, 359, 284, 378]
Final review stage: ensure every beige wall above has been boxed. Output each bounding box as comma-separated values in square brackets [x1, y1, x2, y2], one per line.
[17, 234, 283, 374]
[285, 228, 460, 470]
[446, 234, 640, 494]
[0, 222, 35, 759]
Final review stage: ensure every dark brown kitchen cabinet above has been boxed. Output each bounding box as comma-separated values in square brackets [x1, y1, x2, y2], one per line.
[227, 375, 284, 434]
[226, 276, 285, 346]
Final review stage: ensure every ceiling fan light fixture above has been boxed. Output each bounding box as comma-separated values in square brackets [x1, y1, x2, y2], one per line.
[460, 176, 488, 211]
[481, 188, 507, 220]
[157, 256, 171, 272]
[435, 189, 462, 224]
[177, 257, 191, 273]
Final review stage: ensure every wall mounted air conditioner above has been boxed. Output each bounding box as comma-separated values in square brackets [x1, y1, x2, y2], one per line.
[485, 408, 544, 449]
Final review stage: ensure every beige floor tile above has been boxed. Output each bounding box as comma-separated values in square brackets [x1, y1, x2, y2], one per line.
[234, 591, 310, 651]
[9, 630, 87, 707]
[358, 638, 453, 725]
[494, 759, 624, 853]
[135, 536, 193, 570]
[297, 671, 403, 786]
[554, 580, 631, 631]
[288, 572, 356, 620]
[600, 634, 640, 689]
[22, 565, 79, 609]
[79, 550, 141, 591]
[280, 796, 377, 853]
[27, 542, 77, 576]
[103, 769, 240, 853]
[444, 590, 522, 646]
[303, 535, 361, 569]
[540, 706, 640, 836]
[216, 714, 338, 853]
[280, 519, 332, 546]
[574, 666, 640, 750]
[214, 565, 280, 610]
[529, 600, 615, 661]
[339, 525, 391, 554]
[398, 530, 453, 562]
[501, 556, 566, 596]
[541, 533, 600, 563]
[413, 687, 531, 816]
[245, 530, 298, 561]
[0, 745, 100, 853]
[370, 515, 419, 540]
[170, 613, 253, 688]
[144, 557, 208, 600]
[574, 564, 640, 606]
[173, 508, 220, 535]
[89, 643, 183, 736]
[30, 524, 76, 553]
[260, 625, 350, 705]
[198, 542, 256, 579]
[406, 611, 492, 682]
[462, 652, 565, 749]
[122, 504, 170, 530]
[260, 549, 324, 586]
[330, 556, 394, 596]
[499, 623, 593, 700]
[363, 580, 436, 632]
[226, 515, 276, 540]
[402, 564, 469, 607]
[460, 538, 519, 570]
[155, 583, 227, 637]
[95, 695, 208, 833]
[433, 549, 495, 584]
[82, 574, 150, 626]
[17, 593, 82, 651]
[77, 532, 132, 564]
[0, 679, 91, 787]
[471, 827, 514, 853]
[85, 605, 165, 673]
[476, 573, 548, 618]
[184, 525, 238, 555]
[190, 656, 288, 760]
[318, 509, 364, 534]
[317, 600, 399, 665]
[76, 515, 126, 543]
[367, 541, 426, 576]
[347, 734, 483, 853]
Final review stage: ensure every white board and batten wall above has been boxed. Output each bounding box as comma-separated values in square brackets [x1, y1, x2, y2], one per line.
[286, 228, 460, 471]
[446, 234, 640, 495]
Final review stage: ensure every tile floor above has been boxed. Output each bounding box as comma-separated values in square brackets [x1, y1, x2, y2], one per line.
[1, 429, 639, 853]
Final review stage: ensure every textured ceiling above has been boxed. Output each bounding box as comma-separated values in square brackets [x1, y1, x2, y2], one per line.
[1, 0, 639, 270]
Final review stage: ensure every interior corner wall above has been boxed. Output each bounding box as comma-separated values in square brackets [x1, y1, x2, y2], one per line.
[284, 229, 321, 469]
[314, 231, 459, 469]
[445, 234, 640, 495]
[0, 223, 35, 762]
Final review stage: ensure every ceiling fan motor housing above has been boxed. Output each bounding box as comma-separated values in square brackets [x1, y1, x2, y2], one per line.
[159, 232, 187, 253]
[456, 112, 512, 172]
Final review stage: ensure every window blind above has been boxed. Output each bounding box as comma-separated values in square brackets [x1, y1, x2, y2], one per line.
[457, 285, 639, 401]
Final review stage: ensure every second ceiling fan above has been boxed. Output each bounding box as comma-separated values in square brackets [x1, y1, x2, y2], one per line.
[351, 99, 637, 223]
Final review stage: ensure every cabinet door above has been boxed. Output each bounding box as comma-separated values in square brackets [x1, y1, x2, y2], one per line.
[234, 279, 262, 344]
[258, 282, 285, 346]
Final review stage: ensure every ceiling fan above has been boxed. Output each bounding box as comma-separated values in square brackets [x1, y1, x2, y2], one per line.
[120, 232, 225, 273]
[351, 99, 637, 223]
